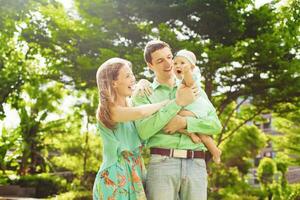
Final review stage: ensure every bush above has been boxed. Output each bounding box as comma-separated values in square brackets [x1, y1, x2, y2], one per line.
[211, 185, 266, 200]
[208, 165, 268, 200]
[0, 174, 9, 185]
[15, 173, 68, 198]
[48, 191, 92, 200]
[257, 157, 277, 185]
[288, 184, 300, 200]
[219, 192, 259, 200]
[0, 171, 19, 185]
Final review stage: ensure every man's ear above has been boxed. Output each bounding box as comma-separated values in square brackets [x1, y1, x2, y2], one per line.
[147, 62, 154, 72]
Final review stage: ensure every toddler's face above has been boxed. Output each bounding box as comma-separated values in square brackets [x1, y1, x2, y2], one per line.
[173, 56, 193, 79]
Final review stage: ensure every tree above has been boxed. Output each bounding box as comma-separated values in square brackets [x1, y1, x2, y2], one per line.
[273, 107, 300, 166]
[74, 0, 300, 146]
[221, 125, 267, 174]
[257, 157, 283, 200]
[12, 80, 66, 175]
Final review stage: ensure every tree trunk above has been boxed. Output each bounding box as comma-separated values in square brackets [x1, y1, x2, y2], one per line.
[83, 116, 90, 187]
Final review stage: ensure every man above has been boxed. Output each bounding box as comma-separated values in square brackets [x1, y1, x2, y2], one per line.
[132, 40, 222, 200]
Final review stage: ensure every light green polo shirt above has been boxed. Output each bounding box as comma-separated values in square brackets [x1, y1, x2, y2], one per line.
[132, 78, 222, 151]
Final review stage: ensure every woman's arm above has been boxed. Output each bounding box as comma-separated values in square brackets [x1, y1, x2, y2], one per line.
[110, 100, 170, 122]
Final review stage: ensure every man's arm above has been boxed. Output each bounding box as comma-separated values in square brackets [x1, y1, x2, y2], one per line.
[163, 109, 222, 135]
[132, 83, 198, 140]
[132, 95, 181, 140]
[180, 109, 222, 135]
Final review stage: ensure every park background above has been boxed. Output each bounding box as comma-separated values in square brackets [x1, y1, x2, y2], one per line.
[0, 0, 299, 199]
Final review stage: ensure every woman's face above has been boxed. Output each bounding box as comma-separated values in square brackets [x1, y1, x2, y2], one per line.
[114, 64, 136, 97]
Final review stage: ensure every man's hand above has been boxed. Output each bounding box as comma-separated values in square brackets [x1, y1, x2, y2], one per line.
[163, 115, 186, 134]
[178, 110, 197, 117]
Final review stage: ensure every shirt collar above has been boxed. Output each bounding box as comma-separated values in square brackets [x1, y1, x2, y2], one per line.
[152, 78, 161, 90]
[151, 77, 180, 90]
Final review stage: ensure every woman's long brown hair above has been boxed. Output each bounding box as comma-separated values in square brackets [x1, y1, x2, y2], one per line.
[96, 58, 131, 129]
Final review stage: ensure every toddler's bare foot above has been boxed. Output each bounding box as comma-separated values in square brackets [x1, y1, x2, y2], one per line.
[212, 149, 222, 164]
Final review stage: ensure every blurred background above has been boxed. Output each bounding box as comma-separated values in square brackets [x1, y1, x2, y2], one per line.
[0, 0, 299, 199]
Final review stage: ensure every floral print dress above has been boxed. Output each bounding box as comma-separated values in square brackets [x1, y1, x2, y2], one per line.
[93, 121, 146, 200]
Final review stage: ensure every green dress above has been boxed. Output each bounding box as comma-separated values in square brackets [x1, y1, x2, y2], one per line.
[93, 121, 146, 200]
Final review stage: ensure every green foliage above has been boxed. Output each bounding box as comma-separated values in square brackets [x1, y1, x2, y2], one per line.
[288, 183, 300, 200]
[0, 0, 299, 198]
[256, 157, 289, 200]
[47, 190, 92, 200]
[213, 193, 259, 200]
[221, 125, 267, 174]
[0, 127, 21, 173]
[273, 110, 300, 166]
[0, 173, 10, 185]
[50, 131, 102, 176]
[209, 165, 242, 188]
[258, 157, 277, 185]
[12, 81, 67, 175]
[256, 155, 298, 200]
[13, 173, 68, 198]
[48, 104, 101, 189]
[274, 152, 289, 189]
[208, 164, 266, 200]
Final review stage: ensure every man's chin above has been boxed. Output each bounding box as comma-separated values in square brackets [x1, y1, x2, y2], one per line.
[164, 72, 174, 78]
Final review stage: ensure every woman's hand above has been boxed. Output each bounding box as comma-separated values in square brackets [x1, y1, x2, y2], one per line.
[132, 79, 153, 97]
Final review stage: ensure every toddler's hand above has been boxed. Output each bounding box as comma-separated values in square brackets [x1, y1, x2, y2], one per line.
[182, 64, 192, 73]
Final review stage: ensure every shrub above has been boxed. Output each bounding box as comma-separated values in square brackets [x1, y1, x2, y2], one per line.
[257, 157, 277, 185]
[0, 174, 9, 185]
[288, 184, 300, 200]
[15, 173, 68, 198]
[48, 191, 92, 200]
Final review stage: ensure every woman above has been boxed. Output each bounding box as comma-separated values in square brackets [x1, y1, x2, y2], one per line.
[93, 57, 171, 200]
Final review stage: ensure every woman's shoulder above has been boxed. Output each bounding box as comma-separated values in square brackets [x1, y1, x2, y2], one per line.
[96, 120, 116, 134]
[96, 120, 105, 128]
[97, 120, 133, 133]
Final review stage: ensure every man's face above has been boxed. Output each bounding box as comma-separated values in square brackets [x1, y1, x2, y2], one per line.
[148, 47, 174, 80]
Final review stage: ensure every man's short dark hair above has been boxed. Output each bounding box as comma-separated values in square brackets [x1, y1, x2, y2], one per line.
[144, 40, 171, 64]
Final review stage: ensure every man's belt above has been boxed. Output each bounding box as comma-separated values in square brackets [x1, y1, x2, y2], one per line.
[150, 147, 205, 159]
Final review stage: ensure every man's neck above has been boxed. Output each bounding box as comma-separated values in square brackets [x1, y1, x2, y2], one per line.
[156, 75, 175, 88]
